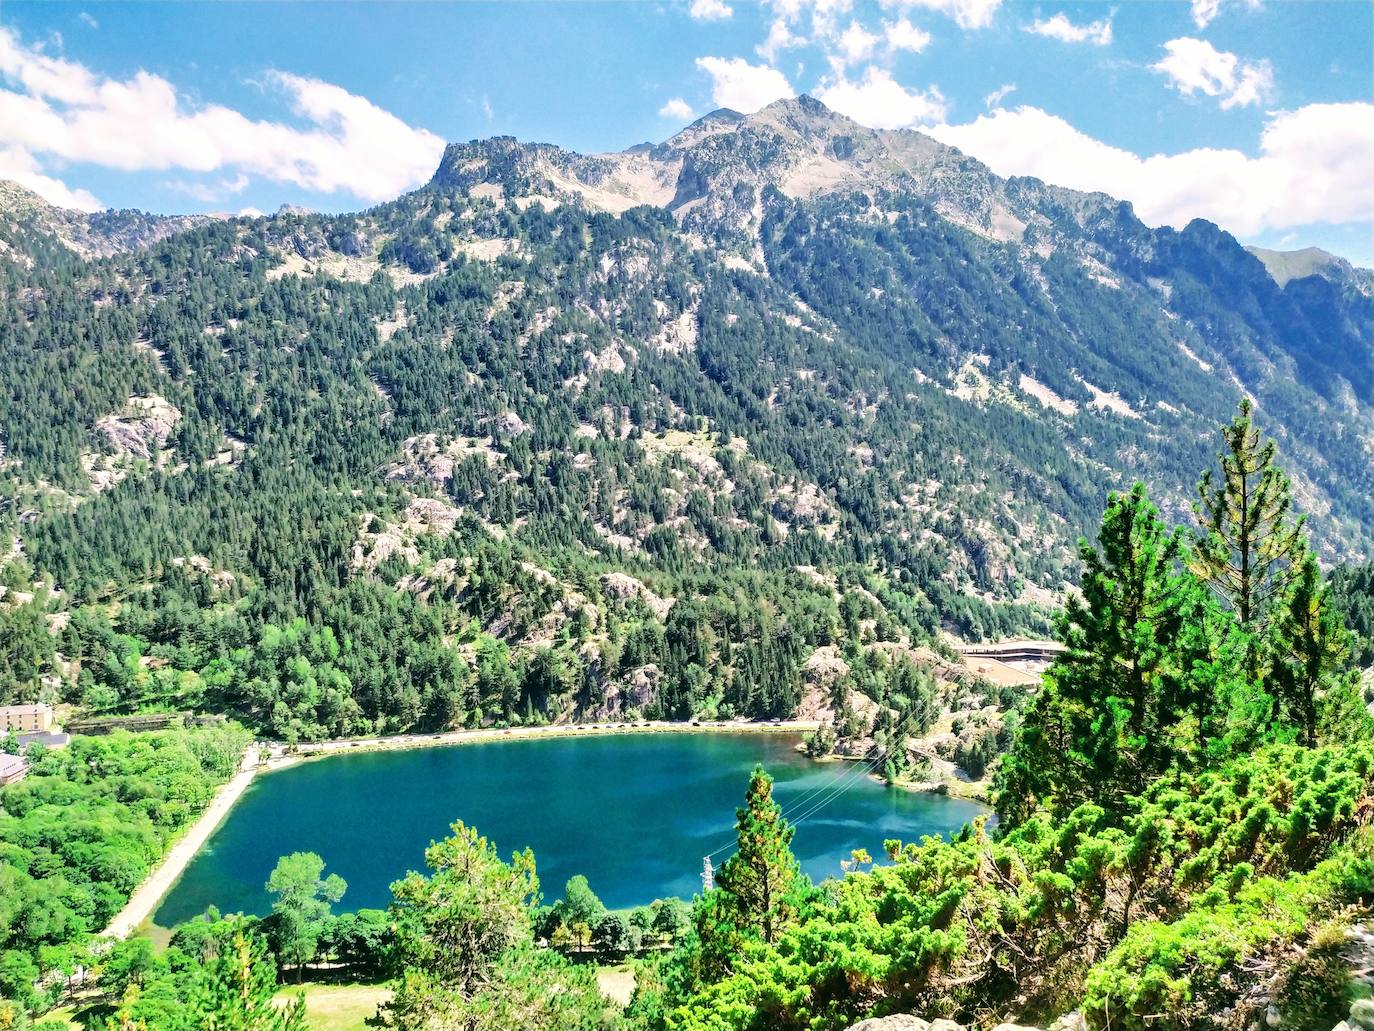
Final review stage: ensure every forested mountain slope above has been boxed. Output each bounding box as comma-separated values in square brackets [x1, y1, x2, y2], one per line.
[0, 97, 1369, 738]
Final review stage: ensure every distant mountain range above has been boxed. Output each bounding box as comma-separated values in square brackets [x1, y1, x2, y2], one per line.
[0, 96, 1369, 728]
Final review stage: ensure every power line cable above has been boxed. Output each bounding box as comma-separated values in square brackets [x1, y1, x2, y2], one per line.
[703, 707, 923, 861]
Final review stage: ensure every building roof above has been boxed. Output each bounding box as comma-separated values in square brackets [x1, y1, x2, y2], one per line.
[0, 754, 29, 777]
[962, 655, 1042, 688]
[0, 703, 51, 715]
[17, 731, 69, 749]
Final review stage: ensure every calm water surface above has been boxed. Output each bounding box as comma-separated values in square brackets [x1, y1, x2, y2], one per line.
[156, 732, 985, 925]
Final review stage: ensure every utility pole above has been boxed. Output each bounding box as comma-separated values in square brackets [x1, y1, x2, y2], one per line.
[701, 855, 714, 893]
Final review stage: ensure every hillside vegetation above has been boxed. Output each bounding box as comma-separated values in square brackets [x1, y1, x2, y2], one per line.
[0, 98, 1369, 743]
[4, 393, 1371, 1031]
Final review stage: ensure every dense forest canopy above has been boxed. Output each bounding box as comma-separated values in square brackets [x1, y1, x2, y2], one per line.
[0, 99, 1368, 743]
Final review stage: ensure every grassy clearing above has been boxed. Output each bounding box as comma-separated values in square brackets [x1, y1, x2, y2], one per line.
[272, 981, 390, 1031]
[36, 1004, 83, 1029]
[596, 962, 638, 1007]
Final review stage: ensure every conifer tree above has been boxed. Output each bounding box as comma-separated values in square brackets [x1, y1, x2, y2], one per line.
[385, 822, 537, 1016]
[1193, 400, 1307, 643]
[997, 485, 1202, 819]
[1268, 552, 1353, 746]
[380, 822, 601, 1030]
[714, 766, 802, 946]
[191, 927, 307, 1031]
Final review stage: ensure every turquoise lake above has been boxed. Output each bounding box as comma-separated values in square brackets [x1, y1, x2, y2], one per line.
[155, 732, 986, 925]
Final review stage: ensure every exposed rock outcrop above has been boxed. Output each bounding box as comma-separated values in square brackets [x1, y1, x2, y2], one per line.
[846, 1018, 968, 1031]
[96, 395, 181, 460]
[599, 572, 674, 618]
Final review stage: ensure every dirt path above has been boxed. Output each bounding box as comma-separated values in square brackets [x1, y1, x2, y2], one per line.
[102, 748, 260, 939]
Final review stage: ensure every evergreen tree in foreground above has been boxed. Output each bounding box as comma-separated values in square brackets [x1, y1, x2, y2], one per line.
[381, 822, 603, 1031]
[995, 485, 1206, 821]
[1192, 399, 1307, 653]
[191, 930, 307, 1031]
[713, 766, 803, 947]
[107, 925, 307, 1031]
[1001, 400, 1365, 823]
[1268, 552, 1371, 747]
[1193, 400, 1360, 746]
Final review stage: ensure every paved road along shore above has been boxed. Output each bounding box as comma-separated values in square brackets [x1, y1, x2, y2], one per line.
[102, 749, 261, 939]
[100, 719, 820, 938]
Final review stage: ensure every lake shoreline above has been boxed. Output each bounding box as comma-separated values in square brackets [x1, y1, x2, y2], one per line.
[114, 720, 819, 937]
[125, 719, 993, 937]
[262, 718, 823, 773]
[102, 748, 262, 940]
[270, 721, 990, 800]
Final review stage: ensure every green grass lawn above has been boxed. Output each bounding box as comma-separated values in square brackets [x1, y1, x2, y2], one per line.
[273, 981, 390, 1031]
[35, 1005, 83, 1030]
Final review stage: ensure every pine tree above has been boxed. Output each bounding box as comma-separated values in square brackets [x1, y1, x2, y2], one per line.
[192, 927, 307, 1031]
[997, 485, 1203, 819]
[264, 851, 346, 982]
[714, 766, 802, 946]
[381, 822, 603, 1031]
[1193, 400, 1307, 645]
[1267, 552, 1351, 746]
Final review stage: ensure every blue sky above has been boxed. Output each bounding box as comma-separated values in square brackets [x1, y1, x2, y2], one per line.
[2, 1, 1370, 263]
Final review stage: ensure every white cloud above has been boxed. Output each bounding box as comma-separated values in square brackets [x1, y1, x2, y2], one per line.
[78, 12, 99, 29]
[1191, 0, 1223, 27]
[1223, 61, 1275, 109]
[1153, 37, 1273, 110]
[763, 2, 929, 78]
[0, 144, 100, 209]
[817, 67, 947, 128]
[659, 97, 695, 120]
[881, 0, 1002, 31]
[805, 0, 856, 38]
[983, 82, 1016, 109]
[1024, 12, 1112, 45]
[695, 56, 795, 113]
[757, 17, 805, 62]
[0, 26, 445, 205]
[884, 17, 932, 53]
[165, 173, 250, 203]
[764, 0, 855, 44]
[927, 102, 1374, 236]
[689, 0, 735, 21]
[834, 21, 880, 66]
[1191, 0, 1261, 29]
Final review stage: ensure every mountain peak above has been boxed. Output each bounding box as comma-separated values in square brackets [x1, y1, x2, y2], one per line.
[1246, 244, 1360, 288]
[663, 107, 745, 150]
[753, 93, 833, 120]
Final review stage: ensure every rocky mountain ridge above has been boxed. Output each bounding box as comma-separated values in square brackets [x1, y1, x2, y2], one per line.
[0, 181, 208, 263]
